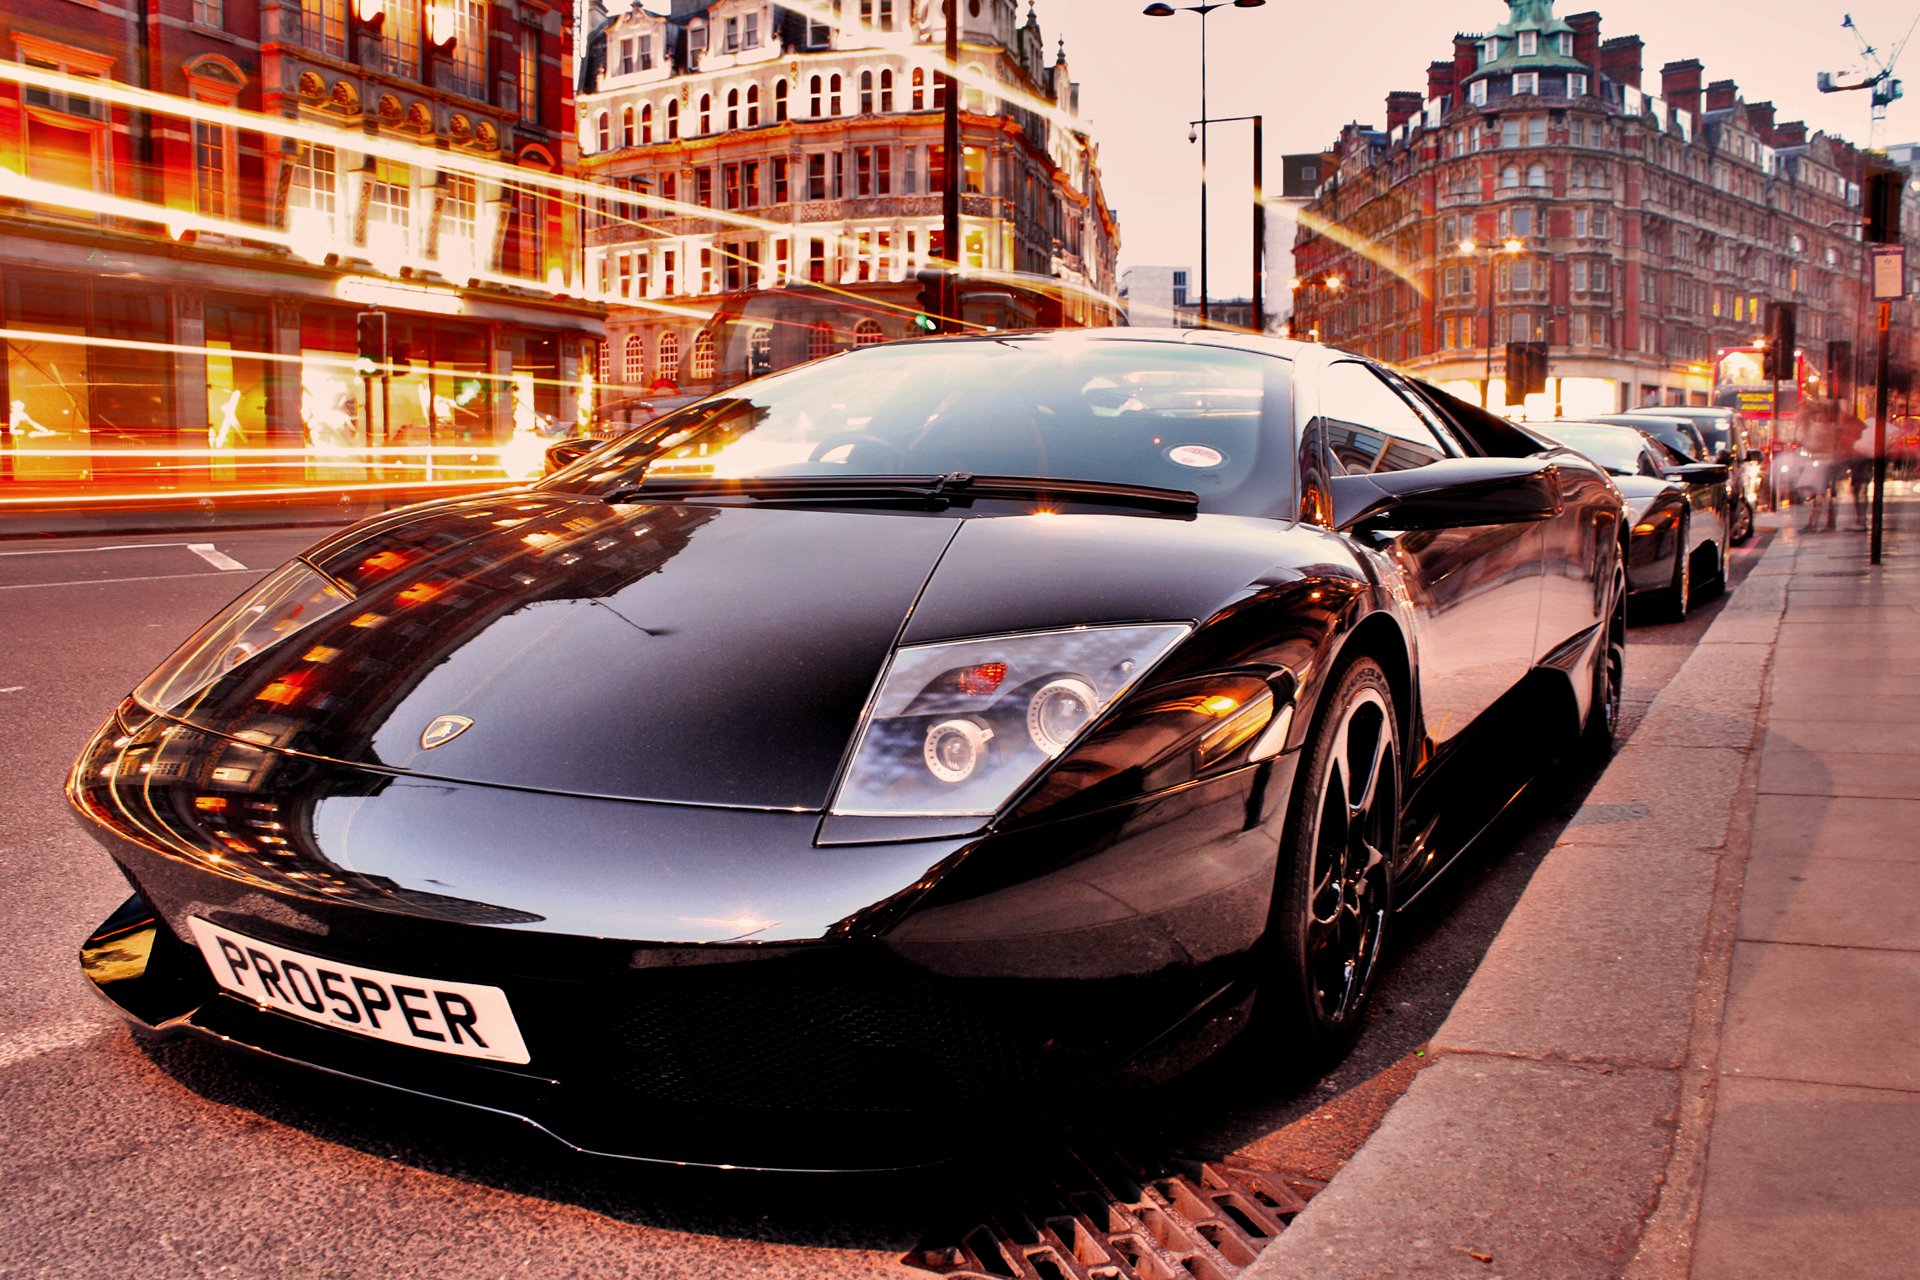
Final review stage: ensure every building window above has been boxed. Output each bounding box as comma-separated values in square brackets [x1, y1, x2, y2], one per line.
[724, 17, 740, 52]
[440, 0, 487, 98]
[810, 75, 824, 117]
[440, 173, 476, 269]
[517, 27, 540, 122]
[622, 106, 635, 147]
[510, 181, 544, 278]
[808, 323, 835, 360]
[880, 69, 894, 112]
[774, 79, 789, 121]
[1172, 269, 1188, 306]
[624, 334, 645, 382]
[639, 37, 653, 70]
[726, 89, 740, 130]
[380, 1, 421, 77]
[193, 0, 223, 25]
[1469, 80, 1488, 107]
[1527, 163, 1546, 188]
[691, 332, 716, 380]
[1528, 116, 1545, 145]
[1558, 32, 1574, 55]
[698, 93, 712, 134]
[1517, 31, 1537, 56]
[665, 98, 679, 139]
[912, 67, 926, 110]
[1569, 73, 1588, 98]
[1501, 165, 1519, 189]
[746, 83, 760, 126]
[300, 0, 347, 58]
[772, 156, 790, 202]
[830, 74, 844, 115]
[658, 332, 680, 383]
[287, 143, 338, 250]
[808, 236, 827, 282]
[597, 112, 611, 151]
[640, 104, 652, 144]
[745, 13, 760, 46]
[364, 158, 412, 260]
[860, 70, 874, 114]
[619, 39, 634, 75]
[807, 153, 827, 200]
[854, 319, 885, 345]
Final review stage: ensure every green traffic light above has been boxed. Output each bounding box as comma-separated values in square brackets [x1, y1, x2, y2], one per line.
[914, 314, 938, 332]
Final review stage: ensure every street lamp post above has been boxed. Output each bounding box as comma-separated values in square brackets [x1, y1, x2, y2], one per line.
[1192, 113, 1264, 333]
[1461, 237, 1524, 407]
[1144, 0, 1265, 329]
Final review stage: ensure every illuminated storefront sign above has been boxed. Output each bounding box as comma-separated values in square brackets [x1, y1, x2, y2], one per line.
[336, 276, 467, 316]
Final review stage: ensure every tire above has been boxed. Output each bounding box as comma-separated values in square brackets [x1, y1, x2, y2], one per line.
[1252, 657, 1399, 1074]
[1582, 557, 1627, 762]
[1660, 515, 1691, 623]
[1731, 497, 1755, 546]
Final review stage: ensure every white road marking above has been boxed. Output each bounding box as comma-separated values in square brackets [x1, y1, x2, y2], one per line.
[187, 543, 247, 571]
[0, 1019, 111, 1071]
[0, 571, 259, 591]
[0, 542, 195, 558]
[0, 686, 23, 693]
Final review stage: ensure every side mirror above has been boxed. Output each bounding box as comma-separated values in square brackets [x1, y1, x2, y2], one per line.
[544, 437, 607, 476]
[1332, 457, 1562, 532]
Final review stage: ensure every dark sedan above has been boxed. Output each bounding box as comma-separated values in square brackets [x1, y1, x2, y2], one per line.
[69, 331, 1625, 1170]
[1529, 419, 1732, 621]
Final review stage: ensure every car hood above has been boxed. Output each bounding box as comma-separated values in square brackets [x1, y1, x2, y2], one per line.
[1608, 475, 1670, 524]
[160, 493, 1302, 809]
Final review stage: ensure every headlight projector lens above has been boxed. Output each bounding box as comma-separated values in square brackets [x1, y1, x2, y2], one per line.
[925, 718, 994, 783]
[1027, 677, 1098, 756]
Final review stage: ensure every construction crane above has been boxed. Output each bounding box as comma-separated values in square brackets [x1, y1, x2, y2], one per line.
[1818, 11, 1920, 141]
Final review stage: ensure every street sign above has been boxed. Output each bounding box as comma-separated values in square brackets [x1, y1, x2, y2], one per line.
[1872, 245, 1906, 300]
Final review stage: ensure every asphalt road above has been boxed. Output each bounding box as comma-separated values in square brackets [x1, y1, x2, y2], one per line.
[0, 523, 1772, 1279]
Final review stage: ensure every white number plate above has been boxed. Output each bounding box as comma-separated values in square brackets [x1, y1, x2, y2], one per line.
[191, 918, 530, 1065]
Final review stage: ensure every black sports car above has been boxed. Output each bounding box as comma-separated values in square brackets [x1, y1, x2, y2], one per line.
[1528, 419, 1732, 622]
[70, 331, 1625, 1170]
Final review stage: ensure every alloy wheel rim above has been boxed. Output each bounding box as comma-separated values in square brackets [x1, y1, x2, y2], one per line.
[1306, 687, 1394, 1026]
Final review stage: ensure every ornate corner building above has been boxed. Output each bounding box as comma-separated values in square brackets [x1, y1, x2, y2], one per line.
[1289, 0, 1920, 416]
[574, 0, 1121, 403]
[1, 0, 602, 499]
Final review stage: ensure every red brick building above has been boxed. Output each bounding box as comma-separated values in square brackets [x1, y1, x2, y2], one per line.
[1, 0, 600, 497]
[1289, 0, 1916, 418]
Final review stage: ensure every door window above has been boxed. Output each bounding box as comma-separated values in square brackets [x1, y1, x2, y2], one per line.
[1321, 362, 1451, 474]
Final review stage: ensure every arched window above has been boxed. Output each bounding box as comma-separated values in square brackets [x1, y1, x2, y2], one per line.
[624, 334, 645, 383]
[1571, 165, 1585, 188]
[596, 112, 610, 152]
[658, 332, 681, 383]
[774, 79, 789, 122]
[621, 106, 634, 147]
[698, 93, 712, 134]
[932, 68, 946, 110]
[749, 328, 772, 372]
[665, 98, 679, 139]
[809, 75, 823, 117]
[746, 83, 760, 127]
[829, 74, 843, 115]
[911, 67, 926, 110]
[691, 331, 717, 381]
[1527, 163, 1547, 188]
[726, 88, 740, 131]
[879, 69, 894, 113]
[853, 319, 885, 345]
[640, 103, 653, 144]
[860, 70, 874, 114]
[1500, 165, 1519, 189]
[598, 340, 609, 377]
[807, 323, 836, 360]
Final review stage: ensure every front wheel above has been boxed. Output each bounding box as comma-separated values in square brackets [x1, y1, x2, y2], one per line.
[1731, 496, 1755, 546]
[1582, 557, 1627, 761]
[1252, 657, 1399, 1073]
[1660, 516, 1692, 623]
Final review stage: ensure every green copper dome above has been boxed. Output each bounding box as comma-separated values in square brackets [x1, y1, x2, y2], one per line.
[1462, 0, 1586, 85]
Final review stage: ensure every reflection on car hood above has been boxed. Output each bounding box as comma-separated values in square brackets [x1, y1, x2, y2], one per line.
[1608, 475, 1671, 524]
[160, 494, 1304, 808]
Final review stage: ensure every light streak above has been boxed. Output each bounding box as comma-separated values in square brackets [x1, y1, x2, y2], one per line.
[1292, 206, 1428, 296]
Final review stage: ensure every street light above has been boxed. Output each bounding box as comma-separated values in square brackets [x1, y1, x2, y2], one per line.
[1191, 113, 1264, 333]
[1289, 272, 1341, 341]
[1144, 0, 1266, 329]
[1460, 237, 1524, 407]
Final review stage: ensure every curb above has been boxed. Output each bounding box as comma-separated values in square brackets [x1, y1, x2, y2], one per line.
[1243, 531, 1797, 1280]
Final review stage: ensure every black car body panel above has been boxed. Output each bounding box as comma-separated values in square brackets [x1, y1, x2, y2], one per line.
[69, 331, 1625, 1169]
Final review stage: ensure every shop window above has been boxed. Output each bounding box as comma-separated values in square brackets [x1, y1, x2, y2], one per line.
[807, 323, 835, 360]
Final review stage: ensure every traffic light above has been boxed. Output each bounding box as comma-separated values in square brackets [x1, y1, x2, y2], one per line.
[1866, 165, 1904, 245]
[913, 268, 947, 334]
[355, 310, 387, 373]
[1764, 303, 1796, 382]
[1505, 341, 1548, 403]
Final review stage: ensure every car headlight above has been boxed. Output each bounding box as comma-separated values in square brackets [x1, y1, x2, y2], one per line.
[831, 624, 1191, 818]
[132, 561, 354, 715]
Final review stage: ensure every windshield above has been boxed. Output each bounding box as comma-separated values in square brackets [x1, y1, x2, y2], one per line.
[539, 337, 1295, 517]
[1533, 423, 1646, 475]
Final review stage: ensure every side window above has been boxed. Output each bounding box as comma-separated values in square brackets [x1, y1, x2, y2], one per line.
[1321, 361, 1451, 474]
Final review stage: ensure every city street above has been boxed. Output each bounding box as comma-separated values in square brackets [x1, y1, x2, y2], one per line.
[0, 521, 1773, 1278]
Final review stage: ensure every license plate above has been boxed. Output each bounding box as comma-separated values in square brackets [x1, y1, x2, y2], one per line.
[190, 918, 530, 1065]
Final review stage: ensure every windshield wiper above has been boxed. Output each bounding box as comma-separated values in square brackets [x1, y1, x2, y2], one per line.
[604, 472, 1200, 515]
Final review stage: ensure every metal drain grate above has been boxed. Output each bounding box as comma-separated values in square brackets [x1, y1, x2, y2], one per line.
[905, 1151, 1324, 1280]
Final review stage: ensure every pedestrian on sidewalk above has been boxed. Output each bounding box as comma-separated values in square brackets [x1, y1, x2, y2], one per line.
[1793, 401, 1839, 530]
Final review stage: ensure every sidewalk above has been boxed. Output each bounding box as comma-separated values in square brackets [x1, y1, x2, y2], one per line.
[1247, 490, 1920, 1279]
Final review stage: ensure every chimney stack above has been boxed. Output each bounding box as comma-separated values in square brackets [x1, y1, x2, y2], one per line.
[1566, 11, 1602, 72]
[1386, 90, 1424, 130]
[1747, 100, 1777, 143]
[1661, 58, 1704, 120]
[1429, 59, 1458, 102]
[1454, 34, 1481, 89]
[1599, 35, 1643, 89]
[1774, 120, 1808, 148]
[1705, 79, 1739, 112]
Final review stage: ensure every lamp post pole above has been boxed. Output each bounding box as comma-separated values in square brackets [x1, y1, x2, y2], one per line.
[1462, 237, 1523, 407]
[1193, 113, 1264, 332]
[1145, 0, 1265, 329]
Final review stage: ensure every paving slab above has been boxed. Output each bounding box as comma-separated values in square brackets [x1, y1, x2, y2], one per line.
[1430, 842, 1715, 1069]
[1720, 941, 1920, 1091]
[1691, 1077, 1920, 1280]
[1761, 690, 1920, 722]
[1738, 850, 1920, 950]
[1756, 717, 1920, 755]
[1755, 742, 1920, 800]
[1245, 1057, 1678, 1280]
[1748, 794, 1920, 864]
